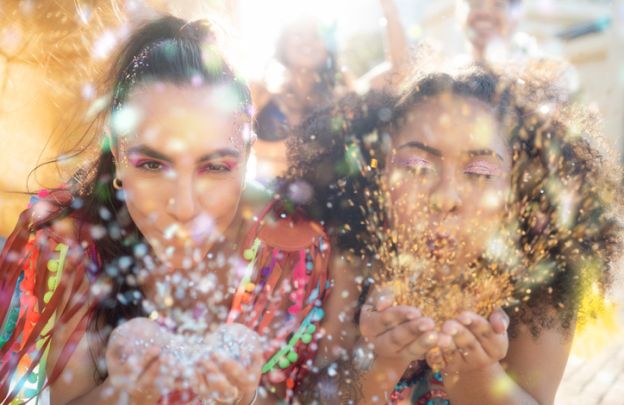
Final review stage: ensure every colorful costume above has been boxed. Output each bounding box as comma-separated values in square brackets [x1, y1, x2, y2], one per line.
[0, 190, 331, 403]
[391, 364, 449, 405]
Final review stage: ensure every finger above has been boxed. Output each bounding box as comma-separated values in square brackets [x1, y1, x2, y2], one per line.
[360, 306, 422, 337]
[201, 367, 239, 402]
[402, 330, 439, 360]
[438, 333, 456, 356]
[194, 360, 219, 398]
[425, 347, 445, 371]
[463, 312, 494, 341]
[443, 320, 486, 362]
[437, 333, 460, 369]
[250, 348, 265, 374]
[489, 308, 510, 335]
[376, 318, 435, 355]
[463, 312, 509, 360]
[380, 306, 421, 328]
[134, 348, 164, 395]
[369, 286, 396, 311]
[218, 355, 259, 389]
[117, 345, 161, 388]
[155, 353, 183, 393]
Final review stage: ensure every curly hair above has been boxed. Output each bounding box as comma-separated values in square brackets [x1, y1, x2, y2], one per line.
[285, 68, 623, 336]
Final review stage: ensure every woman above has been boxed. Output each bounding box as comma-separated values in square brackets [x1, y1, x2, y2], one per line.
[458, 0, 525, 64]
[287, 69, 622, 403]
[249, 14, 347, 181]
[0, 15, 330, 404]
[249, 0, 411, 181]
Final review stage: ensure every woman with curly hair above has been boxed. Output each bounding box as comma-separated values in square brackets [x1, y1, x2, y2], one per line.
[287, 68, 622, 403]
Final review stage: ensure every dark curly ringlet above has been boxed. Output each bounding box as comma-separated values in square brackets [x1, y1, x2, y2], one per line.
[285, 67, 623, 336]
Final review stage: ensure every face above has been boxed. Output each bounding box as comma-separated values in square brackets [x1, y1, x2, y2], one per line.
[459, 0, 520, 50]
[112, 83, 249, 269]
[384, 94, 511, 275]
[280, 20, 329, 70]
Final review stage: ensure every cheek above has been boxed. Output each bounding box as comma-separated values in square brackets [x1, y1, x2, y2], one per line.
[196, 179, 243, 227]
[123, 176, 169, 224]
[462, 185, 509, 242]
[387, 178, 431, 230]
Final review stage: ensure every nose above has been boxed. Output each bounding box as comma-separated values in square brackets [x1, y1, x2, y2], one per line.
[166, 174, 198, 223]
[429, 174, 462, 216]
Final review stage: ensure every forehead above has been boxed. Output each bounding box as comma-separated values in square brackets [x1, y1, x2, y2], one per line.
[118, 83, 247, 154]
[394, 94, 507, 156]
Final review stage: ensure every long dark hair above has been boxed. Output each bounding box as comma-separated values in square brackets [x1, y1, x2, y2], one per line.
[286, 68, 622, 336]
[31, 15, 252, 382]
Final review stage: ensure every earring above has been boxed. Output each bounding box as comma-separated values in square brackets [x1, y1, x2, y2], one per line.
[113, 177, 123, 190]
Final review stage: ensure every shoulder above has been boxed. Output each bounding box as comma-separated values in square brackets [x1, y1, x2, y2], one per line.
[504, 310, 575, 403]
[250, 80, 272, 111]
[246, 196, 329, 253]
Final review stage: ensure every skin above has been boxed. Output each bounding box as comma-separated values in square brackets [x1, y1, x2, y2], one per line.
[115, 83, 249, 270]
[47, 83, 279, 404]
[458, 0, 522, 61]
[280, 19, 329, 72]
[385, 94, 511, 275]
[252, 18, 332, 180]
[317, 95, 573, 404]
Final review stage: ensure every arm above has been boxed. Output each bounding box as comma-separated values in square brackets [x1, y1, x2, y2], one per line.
[379, 0, 411, 78]
[438, 310, 574, 405]
[47, 261, 108, 404]
[359, 0, 412, 91]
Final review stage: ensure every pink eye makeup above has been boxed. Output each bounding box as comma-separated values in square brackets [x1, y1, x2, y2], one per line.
[464, 160, 504, 178]
[393, 156, 433, 169]
[393, 156, 437, 175]
[129, 156, 170, 172]
[197, 160, 238, 174]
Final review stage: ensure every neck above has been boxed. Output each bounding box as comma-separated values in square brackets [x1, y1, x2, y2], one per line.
[287, 67, 318, 96]
[471, 43, 487, 63]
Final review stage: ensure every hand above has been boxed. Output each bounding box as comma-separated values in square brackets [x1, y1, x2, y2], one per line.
[359, 287, 438, 367]
[427, 308, 510, 375]
[193, 323, 264, 404]
[106, 318, 185, 402]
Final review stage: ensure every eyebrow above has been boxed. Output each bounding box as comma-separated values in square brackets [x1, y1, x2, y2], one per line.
[467, 149, 504, 162]
[127, 145, 241, 164]
[197, 149, 241, 162]
[127, 145, 172, 162]
[398, 141, 442, 157]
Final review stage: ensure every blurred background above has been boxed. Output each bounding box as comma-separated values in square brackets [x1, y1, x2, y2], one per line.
[0, 1, 622, 402]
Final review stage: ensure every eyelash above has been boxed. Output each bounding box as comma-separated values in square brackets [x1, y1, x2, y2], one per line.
[198, 162, 234, 174]
[464, 162, 500, 181]
[133, 160, 235, 174]
[136, 160, 167, 172]
[395, 158, 436, 175]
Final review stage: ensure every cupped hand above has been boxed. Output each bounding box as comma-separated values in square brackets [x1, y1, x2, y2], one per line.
[426, 307, 510, 375]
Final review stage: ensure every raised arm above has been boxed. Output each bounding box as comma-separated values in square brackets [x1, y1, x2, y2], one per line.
[360, 0, 412, 91]
[380, 0, 411, 79]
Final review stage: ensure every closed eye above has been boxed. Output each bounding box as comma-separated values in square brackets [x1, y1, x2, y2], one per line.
[464, 161, 502, 180]
[394, 157, 436, 176]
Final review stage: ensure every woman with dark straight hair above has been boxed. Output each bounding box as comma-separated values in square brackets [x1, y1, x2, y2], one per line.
[0, 15, 331, 404]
